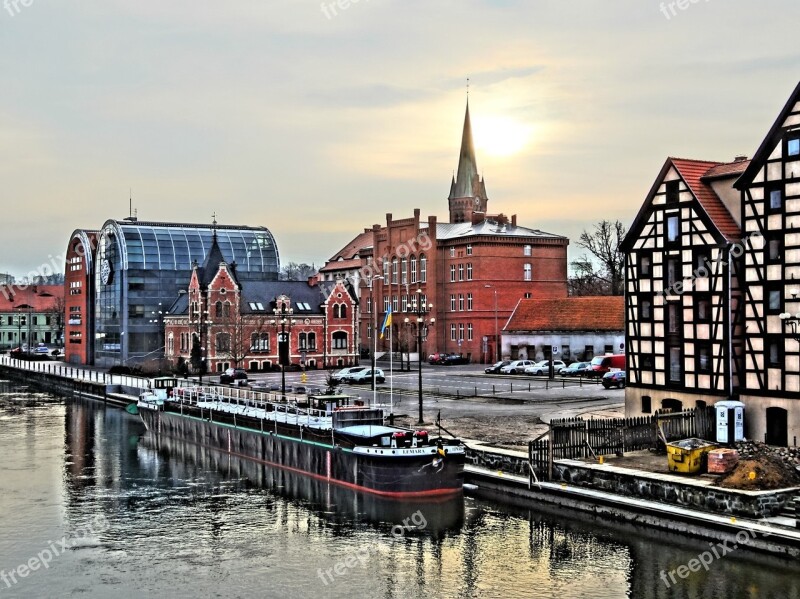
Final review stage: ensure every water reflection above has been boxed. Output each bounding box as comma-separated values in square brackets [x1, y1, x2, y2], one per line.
[0, 386, 797, 599]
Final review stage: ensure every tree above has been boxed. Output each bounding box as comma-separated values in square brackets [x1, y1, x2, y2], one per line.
[190, 334, 206, 375]
[46, 295, 66, 347]
[216, 310, 270, 370]
[280, 262, 317, 281]
[571, 220, 627, 296]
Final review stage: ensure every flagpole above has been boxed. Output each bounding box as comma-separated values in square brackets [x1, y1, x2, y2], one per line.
[389, 324, 393, 422]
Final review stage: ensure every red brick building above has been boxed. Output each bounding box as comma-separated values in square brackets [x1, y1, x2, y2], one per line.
[319, 102, 569, 363]
[165, 235, 358, 373]
[64, 229, 98, 364]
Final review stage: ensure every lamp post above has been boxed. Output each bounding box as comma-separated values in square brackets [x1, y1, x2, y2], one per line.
[484, 284, 498, 363]
[779, 288, 800, 342]
[15, 309, 22, 354]
[404, 289, 434, 425]
[366, 275, 382, 404]
[196, 309, 211, 385]
[271, 301, 295, 400]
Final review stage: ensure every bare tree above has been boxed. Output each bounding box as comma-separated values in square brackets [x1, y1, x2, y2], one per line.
[46, 296, 66, 347]
[280, 262, 317, 281]
[572, 220, 627, 296]
[217, 311, 270, 369]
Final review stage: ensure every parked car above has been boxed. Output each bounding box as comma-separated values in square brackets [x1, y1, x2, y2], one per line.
[589, 354, 626, 377]
[485, 360, 511, 374]
[220, 368, 248, 384]
[560, 361, 591, 376]
[347, 368, 385, 384]
[428, 353, 446, 365]
[500, 360, 536, 375]
[33, 345, 50, 355]
[524, 360, 567, 376]
[331, 366, 366, 383]
[602, 371, 626, 389]
[442, 353, 468, 366]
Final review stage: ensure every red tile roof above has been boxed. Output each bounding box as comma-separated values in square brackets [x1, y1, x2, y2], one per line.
[703, 159, 750, 180]
[670, 158, 742, 241]
[505, 296, 624, 332]
[0, 285, 64, 312]
[320, 230, 374, 272]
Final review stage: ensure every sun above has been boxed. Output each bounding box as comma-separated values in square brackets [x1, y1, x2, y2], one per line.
[473, 116, 532, 158]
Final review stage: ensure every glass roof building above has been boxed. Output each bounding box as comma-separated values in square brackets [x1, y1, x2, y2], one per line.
[94, 219, 280, 366]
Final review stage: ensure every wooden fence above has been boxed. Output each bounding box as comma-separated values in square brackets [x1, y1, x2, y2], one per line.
[528, 407, 716, 482]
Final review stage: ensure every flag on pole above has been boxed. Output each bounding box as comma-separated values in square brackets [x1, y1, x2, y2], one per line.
[379, 308, 393, 339]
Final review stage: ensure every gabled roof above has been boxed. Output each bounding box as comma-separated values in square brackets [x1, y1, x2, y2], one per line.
[621, 157, 742, 251]
[735, 80, 800, 190]
[672, 158, 741, 241]
[432, 219, 567, 241]
[505, 296, 624, 332]
[197, 233, 240, 289]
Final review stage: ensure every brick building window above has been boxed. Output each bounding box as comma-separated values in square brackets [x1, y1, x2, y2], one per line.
[467, 263, 473, 280]
[392, 296, 398, 313]
[523, 263, 532, 281]
[523, 245, 531, 256]
[410, 256, 417, 284]
[450, 324, 456, 341]
[332, 332, 348, 350]
[458, 294, 464, 311]
[216, 333, 231, 352]
[392, 258, 398, 284]
[401, 295, 408, 312]
[450, 265, 456, 282]
[449, 247, 455, 257]
[383, 297, 390, 313]
[467, 323, 473, 341]
[467, 293, 473, 311]
[458, 264, 464, 281]
[401, 259, 407, 285]
[450, 294, 456, 311]
[458, 324, 464, 341]
[466, 244, 472, 256]
[420, 255, 427, 283]
[383, 261, 389, 285]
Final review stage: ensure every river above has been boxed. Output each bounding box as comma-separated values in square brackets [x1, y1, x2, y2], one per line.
[0, 381, 797, 599]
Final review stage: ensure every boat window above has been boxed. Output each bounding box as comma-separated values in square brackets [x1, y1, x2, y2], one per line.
[380, 436, 391, 447]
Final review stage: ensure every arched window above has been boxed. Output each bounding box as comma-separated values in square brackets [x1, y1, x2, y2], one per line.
[223, 302, 231, 318]
[332, 332, 347, 349]
[251, 332, 259, 351]
[401, 259, 407, 285]
[420, 254, 427, 283]
[299, 332, 307, 350]
[410, 255, 417, 284]
[391, 258, 398, 284]
[340, 305, 347, 319]
[308, 332, 316, 350]
[167, 333, 174, 355]
[215, 301, 223, 318]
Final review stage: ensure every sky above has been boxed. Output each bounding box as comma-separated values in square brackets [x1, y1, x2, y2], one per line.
[1, 0, 799, 278]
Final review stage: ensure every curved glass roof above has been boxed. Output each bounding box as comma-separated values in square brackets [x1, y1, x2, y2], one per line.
[100, 219, 280, 276]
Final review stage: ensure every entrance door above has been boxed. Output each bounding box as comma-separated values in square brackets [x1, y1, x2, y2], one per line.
[765, 407, 788, 446]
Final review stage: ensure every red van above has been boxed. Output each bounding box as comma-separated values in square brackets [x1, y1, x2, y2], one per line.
[588, 354, 625, 377]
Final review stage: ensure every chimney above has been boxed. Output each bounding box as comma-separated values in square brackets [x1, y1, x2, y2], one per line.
[733, 155, 748, 163]
[512, 214, 517, 227]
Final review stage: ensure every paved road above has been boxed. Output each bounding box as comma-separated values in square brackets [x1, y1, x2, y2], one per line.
[238, 363, 625, 424]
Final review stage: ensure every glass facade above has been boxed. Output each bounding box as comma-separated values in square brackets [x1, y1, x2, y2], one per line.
[94, 220, 280, 366]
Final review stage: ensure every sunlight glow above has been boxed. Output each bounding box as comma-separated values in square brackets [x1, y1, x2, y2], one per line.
[473, 116, 533, 158]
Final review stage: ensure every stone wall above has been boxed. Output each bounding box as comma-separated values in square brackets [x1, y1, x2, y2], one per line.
[466, 444, 799, 519]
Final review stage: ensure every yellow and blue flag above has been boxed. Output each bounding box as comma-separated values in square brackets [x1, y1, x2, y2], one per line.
[379, 308, 393, 339]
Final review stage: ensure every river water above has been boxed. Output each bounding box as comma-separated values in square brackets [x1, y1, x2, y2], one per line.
[0, 381, 797, 599]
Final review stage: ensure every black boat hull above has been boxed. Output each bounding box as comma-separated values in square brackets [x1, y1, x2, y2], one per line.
[140, 409, 465, 498]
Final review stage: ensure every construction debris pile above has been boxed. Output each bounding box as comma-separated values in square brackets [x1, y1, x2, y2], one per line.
[716, 442, 800, 490]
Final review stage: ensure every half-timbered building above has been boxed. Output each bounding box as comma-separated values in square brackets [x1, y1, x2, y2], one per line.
[621, 157, 749, 416]
[624, 81, 800, 446]
[734, 82, 800, 446]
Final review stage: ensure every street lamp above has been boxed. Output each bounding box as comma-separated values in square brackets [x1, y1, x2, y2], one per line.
[404, 289, 434, 425]
[196, 309, 211, 385]
[271, 301, 296, 400]
[366, 275, 382, 405]
[148, 303, 169, 372]
[484, 284, 498, 363]
[779, 288, 800, 342]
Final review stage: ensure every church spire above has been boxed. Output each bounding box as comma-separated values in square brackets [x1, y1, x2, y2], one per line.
[448, 99, 489, 223]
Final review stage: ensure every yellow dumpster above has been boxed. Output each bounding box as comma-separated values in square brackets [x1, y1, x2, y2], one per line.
[666, 438, 716, 474]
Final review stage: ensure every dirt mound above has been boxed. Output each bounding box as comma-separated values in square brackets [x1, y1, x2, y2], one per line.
[717, 454, 800, 490]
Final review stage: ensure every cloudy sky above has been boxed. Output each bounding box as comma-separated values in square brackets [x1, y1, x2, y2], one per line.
[1, 0, 798, 277]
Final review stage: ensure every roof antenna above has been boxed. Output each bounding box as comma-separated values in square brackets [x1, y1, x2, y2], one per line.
[212, 211, 218, 242]
[466, 77, 469, 103]
[129, 188, 132, 218]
